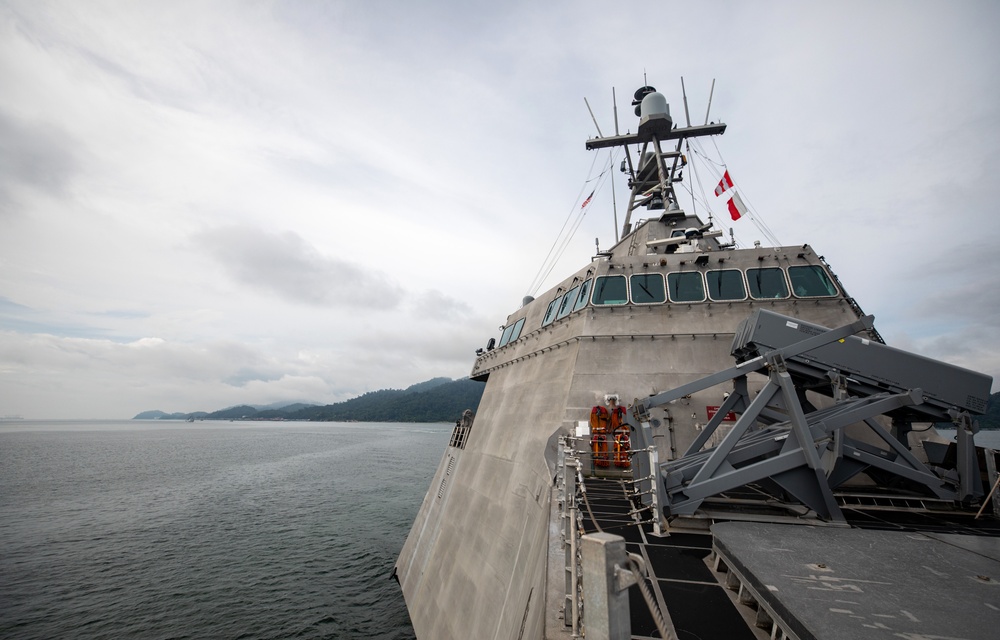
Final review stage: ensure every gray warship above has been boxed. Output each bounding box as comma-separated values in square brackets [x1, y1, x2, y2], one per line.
[395, 83, 999, 639]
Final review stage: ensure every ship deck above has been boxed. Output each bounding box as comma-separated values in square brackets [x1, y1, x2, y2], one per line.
[580, 478, 1000, 640]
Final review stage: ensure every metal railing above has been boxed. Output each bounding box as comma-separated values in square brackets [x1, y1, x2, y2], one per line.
[557, 435, 673, 640]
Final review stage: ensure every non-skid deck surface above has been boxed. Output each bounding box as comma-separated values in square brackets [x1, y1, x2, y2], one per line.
[712, 521, 1000, 640]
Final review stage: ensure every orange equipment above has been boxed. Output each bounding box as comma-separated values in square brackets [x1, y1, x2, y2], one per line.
[589, 405, 610, 467]
[613, 428, 631, 468]
[608, 404, 630, 468]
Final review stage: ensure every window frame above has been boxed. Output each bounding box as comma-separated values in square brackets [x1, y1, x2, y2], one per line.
[541, 297, 561, 327]
[556, 284, 581, 320]
[591, 274, 629, 306]
[497, 323, 516, 348]
[705, 269, 748, 302]
[787, 265, 839, 298]
[573, 279, 593, 312]
[508, 317, 525, 343]
[629, 272, 667, 305]
[666, 271, 707, 303]
[746, 267, 791, 300]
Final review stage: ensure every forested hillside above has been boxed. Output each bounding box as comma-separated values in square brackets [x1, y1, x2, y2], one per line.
[134, 377, 484, 423]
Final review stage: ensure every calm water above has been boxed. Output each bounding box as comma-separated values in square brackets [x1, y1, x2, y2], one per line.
[0, 420, 450, 640]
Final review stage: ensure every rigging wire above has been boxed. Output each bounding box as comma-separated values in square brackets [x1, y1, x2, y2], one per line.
[535, 151, 617, 292]
[689, 138, 782, 247]
[683, 158, 752, 249]
[705, 137, 783, 246]
[526, 148, 619, 297]
[682, 163, 741, 249]
[529, 119, 777, 299]
[525, 152, 602, 296]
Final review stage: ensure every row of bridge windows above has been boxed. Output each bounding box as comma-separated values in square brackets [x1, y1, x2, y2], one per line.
[497, 265, 838, 347]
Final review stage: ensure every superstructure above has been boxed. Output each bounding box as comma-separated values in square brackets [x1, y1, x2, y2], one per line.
[395, 83, 998, 640]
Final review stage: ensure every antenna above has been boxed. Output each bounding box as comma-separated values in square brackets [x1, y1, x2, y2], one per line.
[583, 97, 603, 137]
[612, 87, 620, 241]
[612, 87, 619, 136]
[704, 78, 716, 125]
[611, 161, 619, 243]
[680, 77, 692, 127]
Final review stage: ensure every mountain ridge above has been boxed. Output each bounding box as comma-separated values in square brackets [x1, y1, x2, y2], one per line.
[133, 377, 483, 423]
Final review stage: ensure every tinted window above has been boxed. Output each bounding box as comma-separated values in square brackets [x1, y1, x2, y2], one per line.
[747, 268, 789, 299]
[788, 265, 838, 297]
[497, 323, 515, 347]
[542, 298, 561, 326]
[556, 285, 581, 320]
[630, 273, 666, 304]
[592, 275, 628, 305]
[667, 272, 705, 302]
[509, 318, 525, 342]
[706, 270, 747, 301]
[573, 279, 593, 312]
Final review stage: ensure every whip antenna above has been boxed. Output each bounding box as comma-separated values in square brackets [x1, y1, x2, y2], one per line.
[584, 97, 603, 137]
[704, 79, 716, 125]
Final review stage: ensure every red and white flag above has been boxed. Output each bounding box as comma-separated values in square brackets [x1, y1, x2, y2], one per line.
[581, 190, 594, 209]
[727, 192, 747, 221]
[714, 170, 734, 196]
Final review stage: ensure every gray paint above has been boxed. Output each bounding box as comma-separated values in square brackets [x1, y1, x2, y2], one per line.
[712, 521, 1000, 640]
[397, 212, 876, 638]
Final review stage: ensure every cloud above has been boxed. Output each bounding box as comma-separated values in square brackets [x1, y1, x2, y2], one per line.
[192, 225, 403, 309]
[0, 330, 331, 417]
[0, 109, 80, 214]
[0, 296, 126, 341]
[408, 289, 473, 321]
[2, 0, 999, 419]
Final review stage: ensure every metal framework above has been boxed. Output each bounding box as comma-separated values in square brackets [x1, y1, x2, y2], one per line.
[629, 310, 993, 523]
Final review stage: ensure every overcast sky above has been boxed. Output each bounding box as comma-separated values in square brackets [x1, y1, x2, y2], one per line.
[2, 1, 998, 419]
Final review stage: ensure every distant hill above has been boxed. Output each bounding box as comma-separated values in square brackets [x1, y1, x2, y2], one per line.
[135, 384, 991, 427]
[133, 378, 485, 423]
[977, 391, 1000, 429]
[134, 410, 184, 420]
[288, 378, 483, 422]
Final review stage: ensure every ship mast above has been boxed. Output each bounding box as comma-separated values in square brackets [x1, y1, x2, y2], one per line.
[586, 85, 726, 239]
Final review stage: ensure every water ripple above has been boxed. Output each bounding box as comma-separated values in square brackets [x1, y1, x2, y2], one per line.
[0, 422, 450, 640]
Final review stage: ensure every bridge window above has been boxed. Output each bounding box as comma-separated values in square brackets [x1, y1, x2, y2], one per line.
[630, 273, 666, 304]
[497, 323, 515, 347]
[498, 317, 526, 347]
[509, 317, 525, 342]
[592, 275, 628, 305]
[667, 272, 705, 302]
[556, 285, 581, 320]
[706, 269, 747, 301]
[573, 279, 593, 312]
[542, 297, 561, 326]
[747, 268, 789, 299]
[788, 265, 838, 297]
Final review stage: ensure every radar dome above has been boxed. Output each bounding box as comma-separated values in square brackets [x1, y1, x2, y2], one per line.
[637, 90, 673, 136]
[640, 92, 670, 120]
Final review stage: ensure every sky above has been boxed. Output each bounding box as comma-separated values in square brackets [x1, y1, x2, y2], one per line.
[1, 0, 998, 419]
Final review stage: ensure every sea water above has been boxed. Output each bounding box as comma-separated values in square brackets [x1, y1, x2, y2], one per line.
[0, 420, 450, 640]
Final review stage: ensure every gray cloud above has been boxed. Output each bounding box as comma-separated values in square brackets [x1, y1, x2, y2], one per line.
[0, 109, 80, 213]
[3, 1, 999, 418]
[410, 289, 473, 321]
[223, 367, 284, 387]
[0, 296, 124, 340]
[192, 225, 402, 308]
